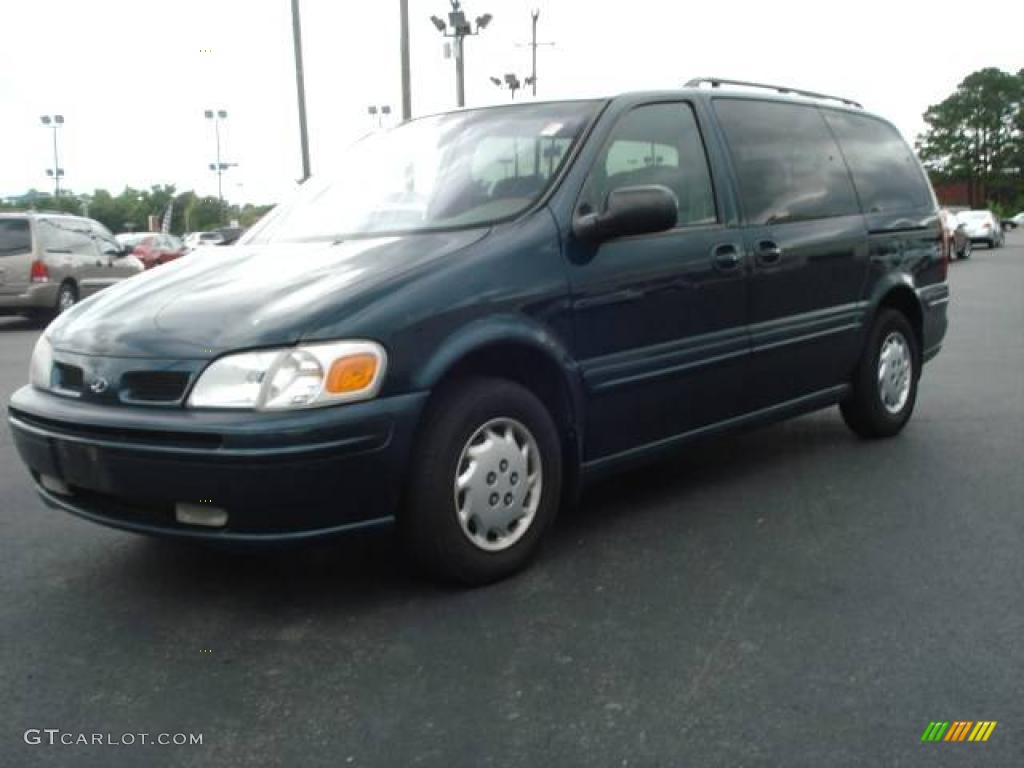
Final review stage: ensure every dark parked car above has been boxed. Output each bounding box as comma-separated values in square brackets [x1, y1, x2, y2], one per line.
[8, 80, 949, 584]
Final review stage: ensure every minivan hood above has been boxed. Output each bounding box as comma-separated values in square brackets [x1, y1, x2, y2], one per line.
[49, 231, 487, 359]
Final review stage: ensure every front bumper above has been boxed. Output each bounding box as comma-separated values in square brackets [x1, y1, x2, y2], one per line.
[7, 385, 428, 541]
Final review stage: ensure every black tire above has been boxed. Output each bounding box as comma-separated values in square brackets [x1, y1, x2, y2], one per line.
[960, 240, 971, 259]
[840, 309, 920, 439]
[400, 377, 563, 586]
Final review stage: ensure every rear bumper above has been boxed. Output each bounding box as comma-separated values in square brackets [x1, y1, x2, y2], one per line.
[0, 282, 57, 314]
[7, 385, 428, 540]
[917, 282, 949, 363]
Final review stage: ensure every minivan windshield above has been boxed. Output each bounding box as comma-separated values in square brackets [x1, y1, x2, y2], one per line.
[246, 101, 599, 244]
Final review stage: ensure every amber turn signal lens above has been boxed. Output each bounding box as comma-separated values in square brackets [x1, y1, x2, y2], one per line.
[325, 354, 378, 394]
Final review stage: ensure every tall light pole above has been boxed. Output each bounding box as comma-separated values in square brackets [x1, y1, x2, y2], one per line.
[399, 0, 412, 121]
[40, 114, 65, 197]
[430, 3, 492, 108]
[291, 0, 311, 182]
[204, 109, 235, 222]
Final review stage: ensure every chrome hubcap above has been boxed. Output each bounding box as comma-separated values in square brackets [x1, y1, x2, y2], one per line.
[453, 417, 542, 552]
[58, 288, 75, 312]
[878, 331, 912, 414]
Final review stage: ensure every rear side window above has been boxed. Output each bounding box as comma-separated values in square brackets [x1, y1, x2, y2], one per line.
[580, 102, 717, 227]
[37, 219, 96, 255]
[823, 111, 931, 213]
[0, 219, 31, 256]
[713, 99, 859, 225]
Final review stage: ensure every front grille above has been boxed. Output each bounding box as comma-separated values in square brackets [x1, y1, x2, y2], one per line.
[120, 371, 191, 403]
[54, 362, 84, 394]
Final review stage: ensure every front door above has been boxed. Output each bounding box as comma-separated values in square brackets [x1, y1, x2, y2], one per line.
[566, 101, 748, 461]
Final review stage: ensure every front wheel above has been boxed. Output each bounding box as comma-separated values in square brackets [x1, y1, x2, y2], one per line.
[400, 377, 563, 585]
[960, 240, 972, 259]
[840, 309, 920, 439]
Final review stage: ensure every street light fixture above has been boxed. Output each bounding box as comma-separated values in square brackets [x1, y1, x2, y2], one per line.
[429, 1, 492, 108]
[491, 73, 523, 100]
[367, 105, 393, 129]
[40, 114, 65, 197]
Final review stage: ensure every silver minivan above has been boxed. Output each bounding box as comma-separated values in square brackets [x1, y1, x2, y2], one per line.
[0, 212, 143, 320]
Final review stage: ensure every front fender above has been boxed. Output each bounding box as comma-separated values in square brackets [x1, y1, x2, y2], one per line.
[413, 313, 582, 400]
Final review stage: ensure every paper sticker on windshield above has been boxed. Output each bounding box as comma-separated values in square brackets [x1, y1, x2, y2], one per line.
[540, 122, 563, 137]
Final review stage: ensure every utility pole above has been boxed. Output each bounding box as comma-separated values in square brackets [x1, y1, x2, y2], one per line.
[516, 8, 553, 97]
[430, 3, 492, 108]
[400, 0, 412, 121]
[291, 0, 311, 181]
[530, 9, 538, 97]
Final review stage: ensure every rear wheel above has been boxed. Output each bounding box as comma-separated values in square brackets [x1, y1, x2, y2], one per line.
[401, 377, 563, 585]
[55, 281, 77, 315]
[840, 309, 920, 439]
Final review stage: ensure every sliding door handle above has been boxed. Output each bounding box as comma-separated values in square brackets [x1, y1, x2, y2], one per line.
[755, 240, 782, 265]
[712, 243, 743, 272]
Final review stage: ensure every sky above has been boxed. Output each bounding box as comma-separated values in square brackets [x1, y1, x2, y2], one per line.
[1, 0, 1021, 206]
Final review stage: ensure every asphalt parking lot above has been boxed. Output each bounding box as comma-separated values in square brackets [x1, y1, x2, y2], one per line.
[2, 234, 1023, 768]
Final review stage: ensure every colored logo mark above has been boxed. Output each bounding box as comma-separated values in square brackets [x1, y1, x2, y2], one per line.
[921, 721, 997, 742]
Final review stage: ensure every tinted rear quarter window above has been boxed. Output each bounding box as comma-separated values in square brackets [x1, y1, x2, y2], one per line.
[37, 218, 95, 255]
[0, 219, 32, 256]
[823, 111, 931, 213]
[713, 98, 859, 225]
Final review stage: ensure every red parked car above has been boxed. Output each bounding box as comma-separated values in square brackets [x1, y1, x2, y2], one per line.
[114, 232, 185, 270]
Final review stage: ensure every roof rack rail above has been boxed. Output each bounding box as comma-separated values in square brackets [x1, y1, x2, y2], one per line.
[684, 77, 863, 109]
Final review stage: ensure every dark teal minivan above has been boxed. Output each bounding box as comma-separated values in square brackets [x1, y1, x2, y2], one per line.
[8, 79, 949, 584]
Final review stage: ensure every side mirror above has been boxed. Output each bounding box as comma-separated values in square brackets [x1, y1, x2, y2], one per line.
[573, 185, 679, 243]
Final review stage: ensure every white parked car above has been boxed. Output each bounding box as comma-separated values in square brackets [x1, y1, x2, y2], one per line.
[957, 210, 1005, 249]
[183, 231, 226, 250]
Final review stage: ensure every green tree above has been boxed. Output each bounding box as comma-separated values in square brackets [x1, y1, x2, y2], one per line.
[4, 184, 274, 235]
[917, 67, 1024, 207]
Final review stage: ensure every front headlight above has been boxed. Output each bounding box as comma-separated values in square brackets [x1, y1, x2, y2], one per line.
[29, 335, 53, 390]
[187, 340, 386, 411]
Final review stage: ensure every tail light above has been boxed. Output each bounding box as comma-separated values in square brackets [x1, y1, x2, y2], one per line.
[30, 260, 49, 283]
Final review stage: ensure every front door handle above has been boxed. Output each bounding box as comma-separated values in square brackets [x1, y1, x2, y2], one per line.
[755, 240, 783, 265]
[712, 243, 742, 272]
